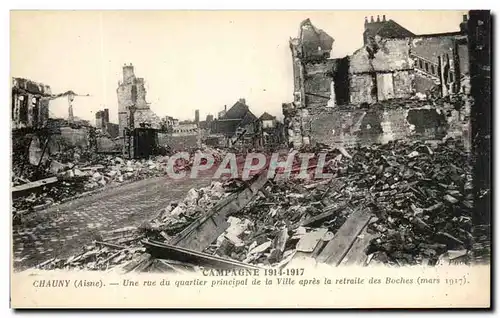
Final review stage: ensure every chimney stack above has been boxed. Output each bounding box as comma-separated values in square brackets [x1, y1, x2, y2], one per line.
[377, 15, 380, 22]
[239, 98, 246, 105]
[224, 105, 227, 111]
[463, 14, 468, 22]
[104, 108, 109, 124]
[194, 109, 200, 123]
[370, 16, 374, 23]
[122, 64, 135, 84]
[383, 15, 386, 22]
[364, 16, 368, 25]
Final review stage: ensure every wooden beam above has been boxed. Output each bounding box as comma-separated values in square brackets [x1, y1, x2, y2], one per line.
[340, 219, 379, 266]
[143, 239, 261, 270]
[169, 170, 269, 251]
[305, 92, 330, 100]
[316, 207, 373, 266]
[11, 176, 58, 194]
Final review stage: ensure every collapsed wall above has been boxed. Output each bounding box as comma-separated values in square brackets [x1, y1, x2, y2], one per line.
[285, 98, 471, 149]
[284, 19, 472, 149]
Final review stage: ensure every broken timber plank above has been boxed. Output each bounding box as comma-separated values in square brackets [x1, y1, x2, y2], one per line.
[143, 239, 262, 270]
[301, 202, 348, 227]
[287, 229, 332, 267]
[11, 176, 58, 195]
[341, 218, 380, 266]
[316, 207, 373, 266]
[169, 170, 269, 252]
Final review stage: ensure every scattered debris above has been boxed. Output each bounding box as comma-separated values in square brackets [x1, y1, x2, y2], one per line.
[31, 137, 473, 271]
[12, 152, 196, 213]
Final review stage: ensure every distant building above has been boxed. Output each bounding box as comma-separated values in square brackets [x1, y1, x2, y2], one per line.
[160, 115, 175, 132]
[156, 110, 202, 151]
[210, 98, 257, 147]
[199, 114, 214, 130]
[254, 112, 285, 149]
[96, 108, 119, 138]
[260, 112, 277, 129]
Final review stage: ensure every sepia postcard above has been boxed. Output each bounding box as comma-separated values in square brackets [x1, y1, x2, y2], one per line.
[10, 10, 491, 308]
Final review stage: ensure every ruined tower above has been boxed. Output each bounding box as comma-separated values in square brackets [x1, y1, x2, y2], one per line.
[116, 63, 150, 137]
[289, 19, 335, 109]
[287, 19, 335, 148]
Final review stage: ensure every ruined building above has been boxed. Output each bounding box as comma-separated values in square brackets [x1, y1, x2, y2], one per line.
[254, 112, 285, 150]
[284, 16, 471, 149]
[95, 109, 109, 131]
[12, 78, 51, 130]
[95, 108, 119, 138]
[351, 14, 470, 104]
[117, 64, 161, 138]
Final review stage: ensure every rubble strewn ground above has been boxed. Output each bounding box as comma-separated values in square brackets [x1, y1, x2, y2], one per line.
[34, 137, 473, 271]
[12, 151, 199, 214]
[203, 137, 472, 267]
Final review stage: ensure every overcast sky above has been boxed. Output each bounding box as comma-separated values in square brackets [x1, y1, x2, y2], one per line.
[11, 10, 467, 124]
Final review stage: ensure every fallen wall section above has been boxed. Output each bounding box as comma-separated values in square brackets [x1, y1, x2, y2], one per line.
[286, 98, 470, 149]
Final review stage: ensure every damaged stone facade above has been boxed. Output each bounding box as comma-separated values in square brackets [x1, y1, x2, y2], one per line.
[310, 99, 470, 149]
[349, 38, 415, 104]
[284, 17, 471, 149]
[12, 77, 51, 130]
[411, 33, 470, 97]
[117, 64, 161, 138]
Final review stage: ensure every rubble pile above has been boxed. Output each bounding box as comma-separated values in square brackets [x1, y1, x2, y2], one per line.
[29, 137, 473, 270]
[12, 179, 88, 211]
[36, 227, 145, 271]
[204, 177, 352, 266]
[12, 154, 193, 212]
[195, 138, 473, 267]
[141, 181, 229, 240]
[352, 139, 473, 266]
[69, 156, 173, 190]
[198, 146, 228, 164]
[12, 162, 53, 186]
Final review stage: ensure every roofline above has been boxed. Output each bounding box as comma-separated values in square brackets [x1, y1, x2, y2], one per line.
[386, 19, 415, 36]
[364, 19, 416, 37]
[414, 31, 465, 38]
[214, 118, 242, 122]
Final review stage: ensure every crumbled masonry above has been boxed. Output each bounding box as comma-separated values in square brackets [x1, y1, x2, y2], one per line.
[36, 137, 472, 271]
